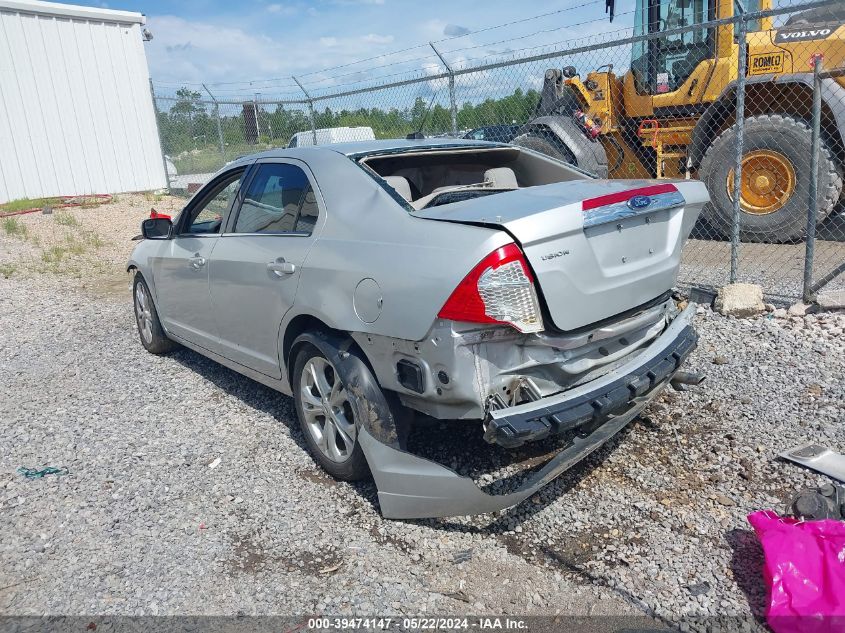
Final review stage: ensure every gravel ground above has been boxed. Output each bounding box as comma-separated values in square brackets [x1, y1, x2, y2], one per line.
[1, 201, 844, 627]
[0, 193, 185, 282]
[680, 236, 845, 303]
[0, 275, 641, 620]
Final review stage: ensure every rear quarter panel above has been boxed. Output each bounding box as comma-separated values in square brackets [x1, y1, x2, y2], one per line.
[282, 150, 512, 342]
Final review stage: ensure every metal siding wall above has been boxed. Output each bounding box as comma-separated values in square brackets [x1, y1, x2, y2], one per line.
[0, 8, 166, 203]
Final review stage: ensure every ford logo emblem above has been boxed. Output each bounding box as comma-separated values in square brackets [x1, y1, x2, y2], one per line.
[628, 195, 652, 209]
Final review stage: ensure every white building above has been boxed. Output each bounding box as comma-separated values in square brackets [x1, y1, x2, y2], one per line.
[0, 0, 166, 203]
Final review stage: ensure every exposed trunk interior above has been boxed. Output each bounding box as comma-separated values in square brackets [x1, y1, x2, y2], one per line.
[359, 146, 589, 210]
[410, 176, 709, 332]
[360, 145, 707, 333]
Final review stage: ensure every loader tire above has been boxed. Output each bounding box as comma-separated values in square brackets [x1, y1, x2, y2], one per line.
[513, 132, 577, 165]
[699, 114, 842, 243]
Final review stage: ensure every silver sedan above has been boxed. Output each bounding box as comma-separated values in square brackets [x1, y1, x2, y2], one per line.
[128, 138, 709, 519]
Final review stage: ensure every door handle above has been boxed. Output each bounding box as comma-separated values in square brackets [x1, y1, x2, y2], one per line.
[188, 254, 206, 269]
[267, 258, 296, 276]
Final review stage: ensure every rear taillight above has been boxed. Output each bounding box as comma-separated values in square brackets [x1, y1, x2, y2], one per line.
[438, 243, 544, 333]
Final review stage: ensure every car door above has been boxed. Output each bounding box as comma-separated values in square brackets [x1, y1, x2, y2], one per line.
[153, 168, 247, 351]
[209, 160, 323, 378]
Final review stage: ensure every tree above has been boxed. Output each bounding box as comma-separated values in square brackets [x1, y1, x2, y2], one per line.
[155, 86, 541, 167]
[170, 87, 203, 120]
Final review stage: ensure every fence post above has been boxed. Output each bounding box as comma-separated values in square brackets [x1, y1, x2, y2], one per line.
[202, 83, 226, 163]
[430, 42, 457, 136]
[148, 79, 171, 190]
[730, 14, 748, 284]
[803, 55, 823, 303]
[293, 76, 318, 145]
[252, 97, 260, 144]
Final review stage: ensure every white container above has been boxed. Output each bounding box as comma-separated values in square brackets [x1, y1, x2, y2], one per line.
[287, 126, 376, 148]
[0, 0, 166, 202]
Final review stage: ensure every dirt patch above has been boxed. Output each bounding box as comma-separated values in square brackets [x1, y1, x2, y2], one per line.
[226, 532, 343, 577]
[227, 534, 270, 575]
[82, 269, 132, 299]
[367, 523, 414, 556]
[297, 468, 338, 487]
[499, 530, 597, 579]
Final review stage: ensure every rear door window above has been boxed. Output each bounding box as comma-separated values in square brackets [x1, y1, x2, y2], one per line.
[233, 163, 318, 235]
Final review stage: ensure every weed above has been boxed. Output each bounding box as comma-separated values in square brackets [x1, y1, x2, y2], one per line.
[63, 236, 87, 254]
[39, 230, 104, 267]
[82, 231, 105, 248]
[0, 263, 16, 278]
[54, 212, 80, 227]
[2, 217, 28, 238]
[0, 197, 61, 213]
[41, 245, 69, 264]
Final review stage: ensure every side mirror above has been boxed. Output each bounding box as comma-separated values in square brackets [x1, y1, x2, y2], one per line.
[141, 217, 172, 240]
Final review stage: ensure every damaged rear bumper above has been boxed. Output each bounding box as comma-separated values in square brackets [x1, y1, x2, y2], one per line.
[359, 304, 698, 520]
[485, 316, 698, 448]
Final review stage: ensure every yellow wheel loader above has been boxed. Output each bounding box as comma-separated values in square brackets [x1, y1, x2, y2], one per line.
[515, 0, 845, 242]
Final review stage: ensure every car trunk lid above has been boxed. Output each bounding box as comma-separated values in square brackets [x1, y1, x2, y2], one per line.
[413, 179, 707, 331]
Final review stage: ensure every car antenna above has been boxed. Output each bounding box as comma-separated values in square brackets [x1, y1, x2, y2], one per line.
[406, 91, 437, 140]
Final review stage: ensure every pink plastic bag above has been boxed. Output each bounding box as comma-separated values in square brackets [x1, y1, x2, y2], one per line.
[748, 510, 845, 633]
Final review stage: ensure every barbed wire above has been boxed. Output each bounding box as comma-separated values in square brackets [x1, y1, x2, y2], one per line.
[152, 1, 606, 94]
[441, 10, 636, 58]
[151, 0, 837, 101]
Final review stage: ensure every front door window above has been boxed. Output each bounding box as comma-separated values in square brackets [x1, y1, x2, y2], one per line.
[182, 171, 245, 235]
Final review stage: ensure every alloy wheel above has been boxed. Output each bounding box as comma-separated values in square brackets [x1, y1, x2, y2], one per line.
[299, 356, 357, 463]
[134, 283, 154, 344]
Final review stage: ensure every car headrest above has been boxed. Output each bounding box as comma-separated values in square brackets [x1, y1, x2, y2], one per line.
[384, 175, 412, 202]
[484, 167, 518, 189]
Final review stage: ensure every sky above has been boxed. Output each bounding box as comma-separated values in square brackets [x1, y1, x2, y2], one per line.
[70, 0, 639, 99]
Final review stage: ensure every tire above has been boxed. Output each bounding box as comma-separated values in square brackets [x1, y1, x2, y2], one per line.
[292, 339, 370, 481]
[514, 120, 609, 178]
[513, 132, 577, 166]
[699, 114, 843, 243]
[132, 273, 177, 354]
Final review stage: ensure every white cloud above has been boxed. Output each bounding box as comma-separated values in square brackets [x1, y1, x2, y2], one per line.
[146, 15, 413, 96]
[146, 16, 315, 94]
[443, 23, 470, 37]
[144, 1, 630, 103]
[266, 3, 297, 14]
[362, 33, 394, 44]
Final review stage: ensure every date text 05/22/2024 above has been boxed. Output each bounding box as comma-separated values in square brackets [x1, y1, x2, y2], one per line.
[304, 617, 528, 630]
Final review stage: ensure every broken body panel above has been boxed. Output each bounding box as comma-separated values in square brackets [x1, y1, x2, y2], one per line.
[359, 304, 698, 519]
[131, 140, 709, 519]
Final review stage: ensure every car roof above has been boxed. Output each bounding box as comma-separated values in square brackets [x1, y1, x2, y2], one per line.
[227, 138, 510, 167]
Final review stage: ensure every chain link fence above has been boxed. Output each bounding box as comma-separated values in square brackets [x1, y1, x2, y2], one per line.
[150, 0, 845, 304]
